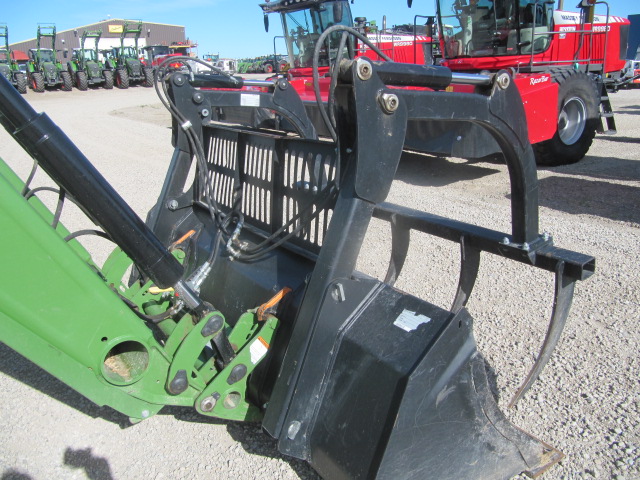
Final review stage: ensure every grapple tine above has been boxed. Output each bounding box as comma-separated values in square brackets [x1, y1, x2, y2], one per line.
[451, 235, 481, 314]
[383, 213, 410, 286]
[509, 261, 575, 408]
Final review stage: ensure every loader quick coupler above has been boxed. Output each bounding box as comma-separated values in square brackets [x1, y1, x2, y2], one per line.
[0, 36, 596, 479]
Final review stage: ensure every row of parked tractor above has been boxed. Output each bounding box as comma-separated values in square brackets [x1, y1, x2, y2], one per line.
[236, 55, 290, 74]
[1, 23, 156, 95]
[2, 20, 294, 96]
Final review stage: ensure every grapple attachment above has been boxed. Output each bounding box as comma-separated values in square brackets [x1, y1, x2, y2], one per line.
[0, 47, 594, 479]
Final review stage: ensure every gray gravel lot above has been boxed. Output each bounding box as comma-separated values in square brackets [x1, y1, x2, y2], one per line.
[0, 79, 638, 480]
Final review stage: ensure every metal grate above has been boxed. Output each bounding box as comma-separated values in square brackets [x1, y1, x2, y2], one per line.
[202, 126, 338, 254]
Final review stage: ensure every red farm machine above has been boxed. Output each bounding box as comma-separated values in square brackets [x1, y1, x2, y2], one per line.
[0, 2, 598, 478]
[261, 0, 630, 166]
[142, 41, 198, 70]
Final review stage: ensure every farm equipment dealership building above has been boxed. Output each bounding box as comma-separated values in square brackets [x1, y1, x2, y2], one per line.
[9, 19, 189, 61]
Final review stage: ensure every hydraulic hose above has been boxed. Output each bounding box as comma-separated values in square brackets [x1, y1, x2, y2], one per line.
[0, 74, 185, 291]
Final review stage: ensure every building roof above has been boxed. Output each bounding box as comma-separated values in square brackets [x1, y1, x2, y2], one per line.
[10, 18, 185, 45]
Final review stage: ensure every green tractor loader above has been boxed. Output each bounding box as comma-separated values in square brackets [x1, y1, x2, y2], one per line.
[26, 24, 72, 92]
[67, 30, 113, 90]
[104, 20, 153, 89]
[0, 24, 27, 94]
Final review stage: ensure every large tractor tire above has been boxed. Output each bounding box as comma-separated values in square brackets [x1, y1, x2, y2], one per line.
[263, 63, 274, 74]
[15, 73, 27, 94]
[30, 72, 45, 93]
[61, 71, 73, 91]
[103, 70, 114, 90]
[76, 71, 89, 91]
[115, 69, 129, 89]
[67, 65, 77, 86]
[143, 67, 154, 87]
[534, 69, 600, 166]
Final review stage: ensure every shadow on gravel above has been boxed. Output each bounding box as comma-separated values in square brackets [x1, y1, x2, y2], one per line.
[595, 135, 640, 144]
[0, 342, 320, 479]
[616, 104, 640, 115]
[396, 151, 501, 187]
[0, 343, 131, 429]
[538, 155, 640, 183]
[64, 447, 114, 480]
[538, 176, 640, 224]
[159, 407, 321, 479]
[1, 469, 33, 480]
[225, 423, 321, 480]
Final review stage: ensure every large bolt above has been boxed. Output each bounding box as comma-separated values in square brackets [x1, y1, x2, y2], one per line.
[168, 199, 179, 211]
[168, 369, 188, 395]
[173, 74, 186, 86]
[287, 420, 302, 440]
[379, 93, 399, 114]
[201, 314, 224, 337]
[331, 283, 346, 303]
[496, 72, 510, 90]
[192, 92, 204, 104]
[356, 58, 372, 81]
[200, 396, 217, 412]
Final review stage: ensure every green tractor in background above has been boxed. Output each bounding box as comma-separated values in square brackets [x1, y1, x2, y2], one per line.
[103, 21, 153, 89]
[26, 24, 72, 92]
[67, 30, 113, 90]
[0, 24, 27, 94]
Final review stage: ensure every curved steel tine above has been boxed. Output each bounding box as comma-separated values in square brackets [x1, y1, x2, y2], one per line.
[509, 261, 575, 408]
[384, 214, 410, 287]
[451, 235, 481, 314]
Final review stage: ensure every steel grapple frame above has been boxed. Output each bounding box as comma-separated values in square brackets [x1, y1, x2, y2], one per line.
[0, 49, 594, 479]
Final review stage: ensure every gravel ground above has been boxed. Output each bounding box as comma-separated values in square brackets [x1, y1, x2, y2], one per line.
[0, 78, 638, 480]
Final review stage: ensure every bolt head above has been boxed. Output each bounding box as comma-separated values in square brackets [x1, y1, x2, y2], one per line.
[380, 93, 399, 114]
[287, 420, 301, 440]
[496, 73, 510, 90]
[356, 58, 372, 81]
[331, 283, 346, 302]
[173, 74, 185, 86]
[168, 199, 179, 211]
[200, 396, 217, 412]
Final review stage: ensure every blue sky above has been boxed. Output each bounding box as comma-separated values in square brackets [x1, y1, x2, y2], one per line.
[3, 0, 639, 59]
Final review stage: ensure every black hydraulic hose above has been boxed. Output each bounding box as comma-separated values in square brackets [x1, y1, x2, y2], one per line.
[190, 73, 244, 89]
[0, 74, 184, 290]
[21, 160, 38, 196]
[64, 229, 112, 242]
[370, 61, 453, 89]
